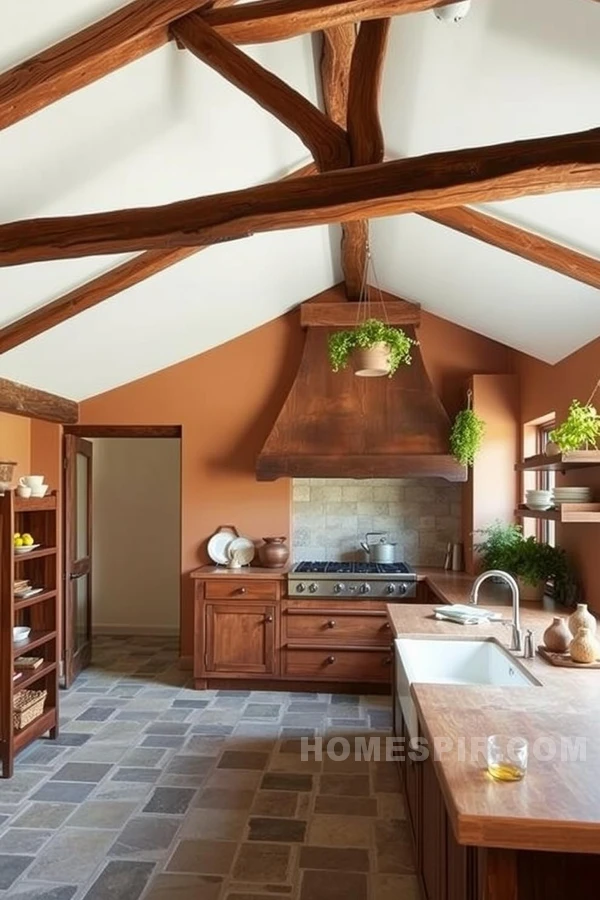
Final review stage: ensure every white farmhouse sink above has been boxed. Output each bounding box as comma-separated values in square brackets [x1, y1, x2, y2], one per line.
[395, 637, 541, 739]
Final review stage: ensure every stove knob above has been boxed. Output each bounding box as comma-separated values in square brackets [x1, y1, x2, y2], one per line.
[333, 583, 345, 594]
[296, 583, 306, 593]
[348, 584, 358, 593]
[359, 583, 371, 595]
[308, 583, 318, 593]
[398, 583, 408, 596]
[385, 583, 396, 595]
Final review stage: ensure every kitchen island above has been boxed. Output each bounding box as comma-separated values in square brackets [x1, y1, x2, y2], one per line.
[388, 571, 600, 899]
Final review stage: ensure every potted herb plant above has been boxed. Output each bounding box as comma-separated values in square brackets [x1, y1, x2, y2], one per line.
[474, 521, 523, 571]
[549, 380, 600, 453]
[450, 391, 485, 467]
[328, 319, 416, 378]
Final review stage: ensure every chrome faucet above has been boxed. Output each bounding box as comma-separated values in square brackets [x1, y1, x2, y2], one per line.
[470, 569, 523, 654]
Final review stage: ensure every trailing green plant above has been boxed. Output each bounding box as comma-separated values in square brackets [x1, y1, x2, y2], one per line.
[450, 393, 485, 466]
[328, 318, 416, 377]
[474, 521, 523, 571]
[549, 400, 600, 452]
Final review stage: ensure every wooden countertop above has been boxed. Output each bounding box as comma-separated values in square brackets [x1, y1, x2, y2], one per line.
[388, 570, 600, 854]
[190, 565, 290, 579]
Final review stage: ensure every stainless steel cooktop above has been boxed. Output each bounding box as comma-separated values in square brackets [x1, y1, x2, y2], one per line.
[289, 560, 417, 599]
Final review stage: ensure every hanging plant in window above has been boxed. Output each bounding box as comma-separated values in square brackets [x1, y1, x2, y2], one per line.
[549, 380, 600, 453]
[450, 390, 486, 467]
[327, 240, 417, 378]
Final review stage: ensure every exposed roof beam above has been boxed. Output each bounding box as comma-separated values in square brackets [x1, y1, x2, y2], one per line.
[347, 19, 390, 167]
[0, 0, 238, 131]
[0, 163, 316, 353]
[421, 206, 600, 292]
[0, 377, 78, 423]
[204, 0, 458, 44]
[0, 127, 598, 265]
[171, 13, 350, 170]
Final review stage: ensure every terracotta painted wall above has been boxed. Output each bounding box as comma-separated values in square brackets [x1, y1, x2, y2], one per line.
[516, 337, 600, 613]
[0, 413, 31, 481]
[70, 308, 517, 658]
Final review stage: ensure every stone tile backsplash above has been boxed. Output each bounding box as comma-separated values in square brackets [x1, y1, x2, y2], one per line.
[292, 478, 462, 568]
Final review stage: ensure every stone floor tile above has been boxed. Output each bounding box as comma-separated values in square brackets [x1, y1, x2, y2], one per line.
[372, 762, 401, 793]
[172, 699, 211, 709]
[110, 767, 160, 783]
[251, 791, 297, 818]
[377, 792, 406, 819]
[205, 771, 262, 791]
[114, 711, 156, 724]
[232, 843, 291, 883]
[0, 854, 35, 889]
[181, 736, 225, 757]
[195, 788, 256, 810]
[300, 869, 367, 900]
[166, 756, 214, 777]
[0, 772, 46, 802]
[50, 734, 92, 747]
[247, 817, 306, 843]
[179, 808, 247, 840]
[371, 873, 421, 900]
[142, 735, 188, 749]
[279, 728, 316, 739]
[374, 820, 415, 875]
[329, 694, 360, 706]
[197, 711, 241, 726]
[242, 705, 281, 719]
[318, 774, 370, 797]
[143, 873, 222, 900]
[314, 796, 377, 817]
[144, 723, 190, 736]
[226, 893, 290, 900]
[94, 782, 153, 803]
[269, 754, 322, 774]
[299, 846, 370, 872]
[31, 782, 96, 804]
[216, 691, 250, 698]
[3, 884, 78, 900]
[76, 708, 115, 722]
[18, 745, 68, 767]
[80, 860, 155, 900]
[190, 725, 235, 737]
[143, 788, 196, 815]
[0, 828, 53, 854]
[93, 723, 145, 745]
[261, 773, 313, 793]
[11, 803, 74, 829]
[68, 801, 137, 830]
[68, 744, 127, 764]
[50, 763, 112, 784]
[167, 839, 237, 875]
[109, 817, 180, 860]
[119, 748, 166, 768]
[218, 751, 269, 771]
[0, 813, 8, 827]
[287, 703, 329, 714]
[308, 815, 371, 848]
[158, 710, 191, 723]
[27, 829, 116, 883]
[322, 754, 369, 774]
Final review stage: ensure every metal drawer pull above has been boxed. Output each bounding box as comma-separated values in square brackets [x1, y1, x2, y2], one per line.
[384, 622, 391, 629]
[382, 656, 392, 666]
[265, 615, 273, 623]
[326, 620, 336, 628]
[237, 587, 247, 594]
[326, 655, 336, 665]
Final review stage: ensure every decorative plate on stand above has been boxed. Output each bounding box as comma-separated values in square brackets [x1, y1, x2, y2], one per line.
[207, 525, 239, 565]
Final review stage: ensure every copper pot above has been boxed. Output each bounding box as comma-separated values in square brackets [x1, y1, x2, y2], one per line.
[259, 537, 289, 568]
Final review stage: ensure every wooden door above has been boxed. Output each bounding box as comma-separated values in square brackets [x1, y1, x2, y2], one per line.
[63, 436, 93, 687]
[205, 603, 276, 675]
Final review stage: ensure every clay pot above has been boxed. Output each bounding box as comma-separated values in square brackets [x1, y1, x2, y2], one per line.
[258, 537, 289, 569]
[516, 577, 545, 602]
[569, 625, 600, 664]
[568, 603, 597, 637]
[543, 616, 572, 653]
[353, 342, 390, 378]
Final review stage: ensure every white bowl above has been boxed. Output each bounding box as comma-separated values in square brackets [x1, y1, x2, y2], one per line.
[526, 504, 553, 511]
[31, 484, 49, 498]
[13, 626, 31, 644]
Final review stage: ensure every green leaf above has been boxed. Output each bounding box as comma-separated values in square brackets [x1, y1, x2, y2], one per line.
[450, 408, 485, 467]
[549, 399, 600, 452]
[327, 319, 416, 376]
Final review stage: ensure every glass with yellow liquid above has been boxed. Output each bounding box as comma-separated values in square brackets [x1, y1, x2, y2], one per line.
[487, 735, 528, 782]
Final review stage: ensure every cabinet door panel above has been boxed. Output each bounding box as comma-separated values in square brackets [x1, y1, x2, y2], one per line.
[283, 647, 392, 681]
[285, 610, 390, 644]
[205, 603, 276, 674]
[420, 753, 447, 900]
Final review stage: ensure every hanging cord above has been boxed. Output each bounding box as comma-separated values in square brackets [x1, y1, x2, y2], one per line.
[466, 388, 473, 411]
[585, 379, 600, 406]
[355, 227, 390, 326]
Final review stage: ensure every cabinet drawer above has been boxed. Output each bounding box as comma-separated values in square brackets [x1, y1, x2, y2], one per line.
[285, 610, 391, 644]
[283, 647, 393, 682]
[204, 579, 279, 600]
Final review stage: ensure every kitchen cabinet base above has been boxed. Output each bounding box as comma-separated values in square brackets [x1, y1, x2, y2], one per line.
[194, 677, 390, 694]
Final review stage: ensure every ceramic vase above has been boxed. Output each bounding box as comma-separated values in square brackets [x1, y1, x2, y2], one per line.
[568, 603, 597, 637]
[353, 343, 390, 378]
[258, 537, 289, 568]
[543, 616, 572, 653]
[569, 626, 600, 664]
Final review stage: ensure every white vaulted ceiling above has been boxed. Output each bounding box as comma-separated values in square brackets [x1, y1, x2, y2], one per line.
[0, 0, 599, 399]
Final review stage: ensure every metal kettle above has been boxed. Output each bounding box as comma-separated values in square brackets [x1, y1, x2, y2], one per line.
[360, 532, 397, 564]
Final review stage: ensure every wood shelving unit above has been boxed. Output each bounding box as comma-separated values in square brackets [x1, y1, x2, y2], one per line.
[0, 491, 60, 778]
[516, 504, 600, 524]
[515, 451, 600, 473]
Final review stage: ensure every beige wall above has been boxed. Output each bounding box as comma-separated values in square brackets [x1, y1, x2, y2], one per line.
[91, 438, 181, 634]
[0, 413, 31, 482]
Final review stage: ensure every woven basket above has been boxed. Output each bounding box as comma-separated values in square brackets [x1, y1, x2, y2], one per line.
[13, 689, 47, 730]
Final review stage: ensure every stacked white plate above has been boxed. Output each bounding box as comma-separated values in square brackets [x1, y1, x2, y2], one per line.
[525, 489, 553, 510]
[553, 487, 593, 506]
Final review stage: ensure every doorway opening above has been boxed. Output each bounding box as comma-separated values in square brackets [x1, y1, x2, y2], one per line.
[63, 426, 182, 687]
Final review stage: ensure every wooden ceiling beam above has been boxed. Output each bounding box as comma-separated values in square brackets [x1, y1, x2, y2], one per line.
[0, 0, 238, 132]
[171, 13, 350, 170]
[421, 205, 600, 291]
[204, 0, 458, 44]
[1, 127, 598, 265]
[347, 19, 390, 167]
[0, 377, 78, 424]
[0, 163, 316, 353]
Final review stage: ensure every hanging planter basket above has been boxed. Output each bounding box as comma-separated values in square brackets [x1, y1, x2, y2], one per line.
[353, 341, 391, 377]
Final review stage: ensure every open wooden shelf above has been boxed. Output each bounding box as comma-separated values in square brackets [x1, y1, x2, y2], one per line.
[14, 494, 57, 513]
[14, 547, 57, 563]
[16, 662, 57, 692]
[14, 590, 57, 613]
[12, 630, 57, 658]
[516, 504, 600, 524]
[516, 451, 600, 472]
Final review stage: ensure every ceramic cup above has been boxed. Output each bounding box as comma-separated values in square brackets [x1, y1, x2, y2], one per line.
[31, 484, 49, 498]
[19, 475, 44, 489]
[17, 485, 32, 498]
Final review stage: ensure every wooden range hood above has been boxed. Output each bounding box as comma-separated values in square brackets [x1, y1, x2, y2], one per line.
[257, 286, 466, 482]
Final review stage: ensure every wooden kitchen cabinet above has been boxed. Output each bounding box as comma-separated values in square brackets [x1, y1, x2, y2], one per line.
[204, 602, 276, 676]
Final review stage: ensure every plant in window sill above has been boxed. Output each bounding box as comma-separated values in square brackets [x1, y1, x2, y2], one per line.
[549, 380, 600, 453]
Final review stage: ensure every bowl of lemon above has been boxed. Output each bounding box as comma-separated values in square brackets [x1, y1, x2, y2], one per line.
[14, 533, 40, 554]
